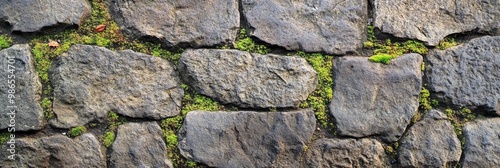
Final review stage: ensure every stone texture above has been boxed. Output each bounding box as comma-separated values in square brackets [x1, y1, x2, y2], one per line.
[0, 44, 44, 131]
[373, 0, 500, 46]
[242, 0, 367, 55]
[0, 0, 91, 32]
[462, 118, 500, 167]
[0, 133, 105, 167]
[426, 36, 500, 114]
[49, 45, 183, 128]
[304, 138, 389, 167]
[178, 49, 317, 108]
[110, 122, 173, 168]
[110, 0, 239, 48]
[398, 110, 461, 168]
[178, 109, 316, 168]
[329, 53, 423, 142]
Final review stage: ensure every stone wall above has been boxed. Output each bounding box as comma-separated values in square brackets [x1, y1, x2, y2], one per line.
[0, 0, 499, 167]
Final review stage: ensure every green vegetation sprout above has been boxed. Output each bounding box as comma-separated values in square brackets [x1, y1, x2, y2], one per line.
[69, 126, 87, 137]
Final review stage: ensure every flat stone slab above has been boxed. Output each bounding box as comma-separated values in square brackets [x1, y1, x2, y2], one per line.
[462, 118, 500, 167]
[110, 122, 173, 168]
[178, 109, 316, 167]
[426, 36, 500, 114]
[329, 54, 423, 142]
[50, 45, 183, 128]
[304, 138, 389, 167]
[0, 44, 44, 131]
[178, 49, 317, 108]
[110, 0, 239, 47]
[0, 0, 91, 32]
[0, 133, 105, 167]
[242, 0, 367, 55]
[398, 110, 461, 167]
[373, 0, 500, 46]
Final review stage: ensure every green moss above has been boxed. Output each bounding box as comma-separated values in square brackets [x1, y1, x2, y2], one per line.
[438, 38, 458, 50]
[41, 98, 54, 120]
[100, 111, 122, 147]
[364, 26, 428, 64]
[0, 132, 10, 145]
[0, 35, 12, 50]
[69, 126, 87, 137]
[233, 28, 270, 54]
[445, 107, 478, 147]
[102, 131, 115, 148]
[419, 88, 432, 111]
[368, 54, 395, 64]
[296, 52, 335, 132]
[384, 142, 399, 160]
[160, 84, 223, 167]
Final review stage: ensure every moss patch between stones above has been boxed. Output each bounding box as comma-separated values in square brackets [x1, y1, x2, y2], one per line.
[437, 38, 459, 50]
[68, 126, 87, 137]
[160, 84, 224, 167]
[233, 28, 270, 54]
[364, 26, 428, 64]
[100, 111, 122, 148]
[0, 34, 12, 50]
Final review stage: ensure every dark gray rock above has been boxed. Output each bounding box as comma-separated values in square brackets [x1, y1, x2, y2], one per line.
[462, 118, 500, 167]
[0, 0, 91, 32]
[178, 49, 317, 108]
[50, 45, 183, 128]
[0, 133, 105, 167]
[110, 0, 239, 47]
[178, 109, 316, 168]
[398, 110, 461, 167]
[304, 138, 389, 167]
[110, 122, 173, 168]
[0, 44, 44, 131]
[242, 0, 367, 55]
[330, 53, 423, 142]
[426, 36, 500, 115]
[373, 0, 500, 46]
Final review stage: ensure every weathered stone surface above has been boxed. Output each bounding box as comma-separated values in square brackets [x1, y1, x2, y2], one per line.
[50, 45, 183, 128]
[330, 53, 423, 142]
[110, 0, 239, 47]
[373, 0, 500, 46]
[398, 110, 461, 167]
[242, 0, 367, 55]
[304, 138, 389, 167]
[0, 133, 105, 167]
[179, 49, 317, 108]
[178, 109, 316, 168]
[426, 36, 500, 114]
[462, 118, 500, 167]
[110, 122, 173, 168]
[0, 0, 91, 32]
[0, 44, 44, 131]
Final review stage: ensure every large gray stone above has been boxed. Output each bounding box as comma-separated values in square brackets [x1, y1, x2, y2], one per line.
[110, 122, 173, 168]
[0, 133, 105, 167]
[49, 45, 183, 128]
[462, 118, 500, 167]
[398, 110, 461, 168]
[426, 36, 500, 115]
[373, 0, 500, 46]
[242, 0, 367, 55]
[304, 138, 389, 167]
[330, 53, 423, 142]
[178, 109, 316, 168]
[0, 0, 91, 32]
[110, 0, 239, 48]
[178, 49, 317, 108]
[0, 44, 44, 131]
